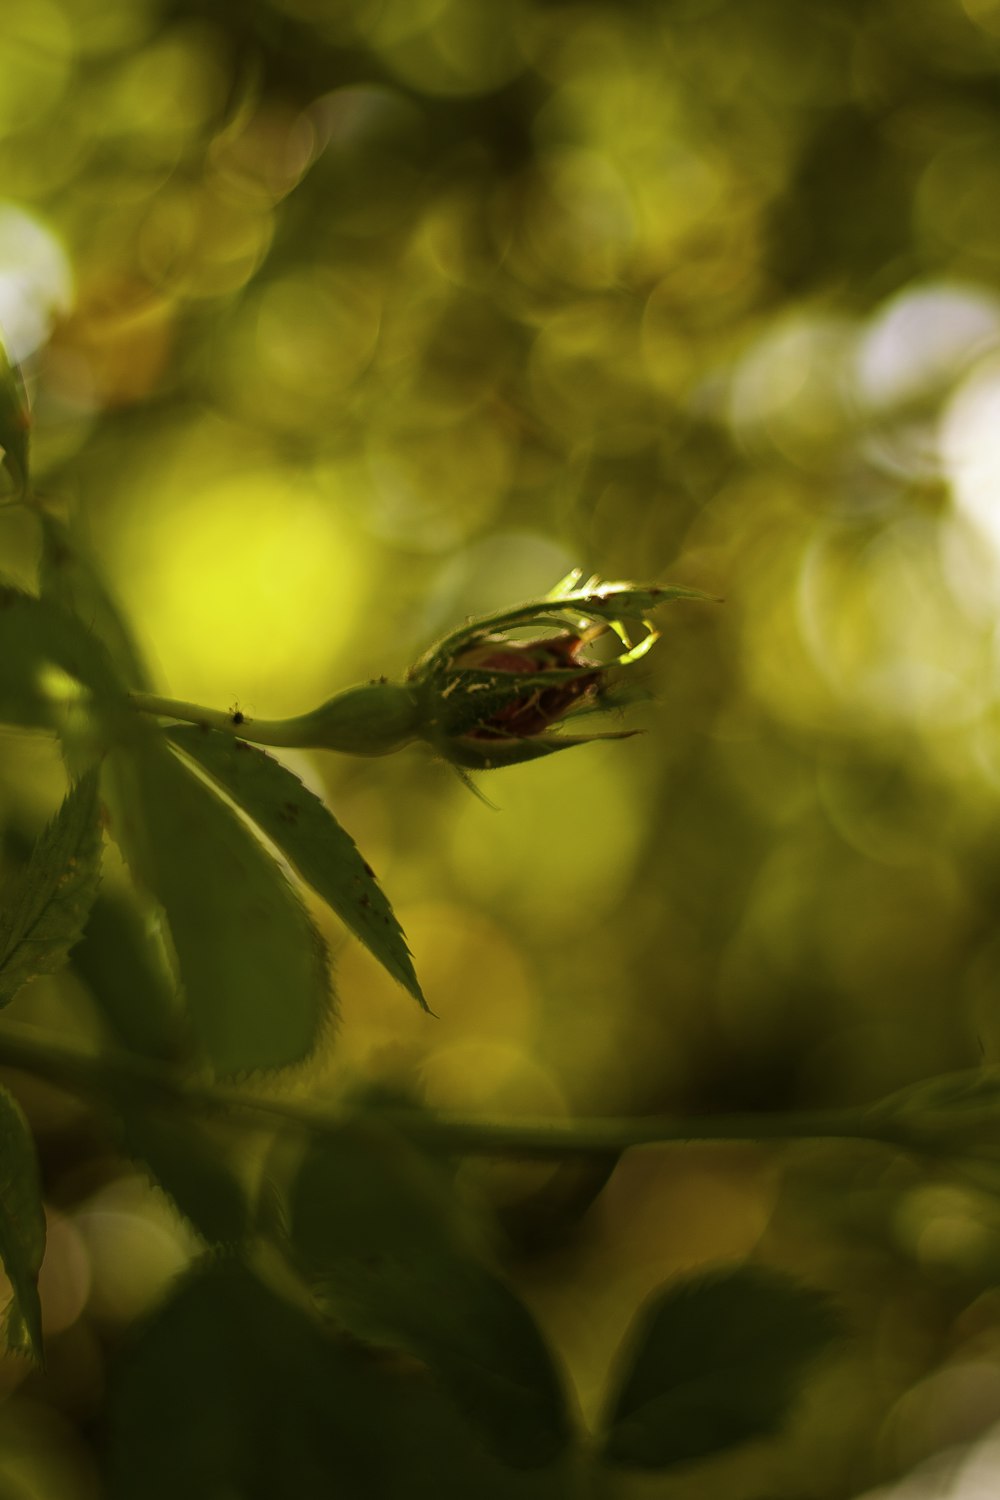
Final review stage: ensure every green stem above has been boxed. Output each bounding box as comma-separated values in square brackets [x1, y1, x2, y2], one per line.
[0, 1021, 896, 1157]
[128, 681, 423, 756]
[128, 693, 318, 747]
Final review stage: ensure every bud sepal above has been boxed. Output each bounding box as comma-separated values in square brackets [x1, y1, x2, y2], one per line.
[408, 571, 711, 770]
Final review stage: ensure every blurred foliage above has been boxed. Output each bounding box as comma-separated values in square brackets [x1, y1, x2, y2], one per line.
[4, 0, 1000, 1494]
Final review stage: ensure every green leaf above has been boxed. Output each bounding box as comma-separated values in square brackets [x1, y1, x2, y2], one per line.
[288, 1118, 572, 1468]
[71, 888, 186, 1060]
[599, 1266, 840, 1470]
[0, 769, 102, 1006]
[166, 725, 426, 1009]
[108, 1260, 575, 1500]
[116, 1107, 250, 1245]
[0, 584, 126, 734]
[105, 734, 332, 1075]
[38, 513, 153, 691]
[0, 1085, 46, 1362]
[0, 335, 29, 499]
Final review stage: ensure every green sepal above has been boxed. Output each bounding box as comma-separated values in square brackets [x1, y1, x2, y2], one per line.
[444, 729, 638, 771]
[411, 571, 712, 673]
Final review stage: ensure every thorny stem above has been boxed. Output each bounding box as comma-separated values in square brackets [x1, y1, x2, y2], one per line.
[0, 1020, 915, 1157]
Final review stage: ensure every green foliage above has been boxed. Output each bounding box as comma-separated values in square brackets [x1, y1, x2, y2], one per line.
[0, 585, 125, 736]
[0, 769, 102, 1006]
[0, 519, 844, 1486]
[287, 1117, 572, 1467]
[70, 888, 184, 1060]
[7, 2, 1000, 1491]
[107, 1259, 575, 1500]
[39, 513, 153, 692]
[599, 1267, 840, 1470]
[115, 1108, 250, 1247]
[0, 1085, 45, 1362]
[166, 726, 426, 1009]
[105, 732, 332, 1076]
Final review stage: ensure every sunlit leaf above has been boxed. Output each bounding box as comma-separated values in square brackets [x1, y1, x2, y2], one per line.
[39, 513, 153, 691]
[0, 335, 29, 500]
[0, 769, 102, 1006]
[108, 1259, 575, 1500]
[105, 734, 332, 1075]
[166, 726, 426, 1010]
[599, 1266, 840, 1470]
[0, 1085, 45, 1362]
[288, 1118, 572, 1468]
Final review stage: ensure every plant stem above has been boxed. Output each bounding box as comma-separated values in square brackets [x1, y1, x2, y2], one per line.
[0, 1020, 899, 1157]
[128, 681, 423, 756]
[127, 693, 318, 747]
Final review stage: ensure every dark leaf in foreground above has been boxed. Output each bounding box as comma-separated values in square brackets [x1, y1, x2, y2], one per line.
[600, 1266, 840, 1470]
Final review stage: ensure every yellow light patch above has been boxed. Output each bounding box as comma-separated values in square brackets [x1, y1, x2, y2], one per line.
[109, 465, 365, 715]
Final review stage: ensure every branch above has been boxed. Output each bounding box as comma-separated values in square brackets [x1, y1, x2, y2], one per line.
[0, 1020, 898, 1157]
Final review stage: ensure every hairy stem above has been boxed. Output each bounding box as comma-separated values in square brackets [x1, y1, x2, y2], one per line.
[0, 1020, 902, 1157]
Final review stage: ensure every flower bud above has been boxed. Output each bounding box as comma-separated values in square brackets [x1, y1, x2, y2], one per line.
[183, 572, 709, 764]
[405, 572, 710, 770]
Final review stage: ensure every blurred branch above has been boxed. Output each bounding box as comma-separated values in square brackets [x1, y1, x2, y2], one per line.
[0, 1019, 910, 1158]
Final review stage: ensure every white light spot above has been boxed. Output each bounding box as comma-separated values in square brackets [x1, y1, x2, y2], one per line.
[857, 282, 1000, 411]
[0, 201, 73, 359]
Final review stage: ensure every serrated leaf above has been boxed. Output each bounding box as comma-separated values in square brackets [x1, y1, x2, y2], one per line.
[0, 1085, 45, 1361]
[39, 513, 153, 690]
[289, 1118, 572, 1468]
[105, 733, 332, 1075]
[165, 726, 426, 1009]
[0, 335, 29, 499]
[599, 1266, 840, 1470]
[108, 1260, 575, 1500]
[0, 769, 102, 1006]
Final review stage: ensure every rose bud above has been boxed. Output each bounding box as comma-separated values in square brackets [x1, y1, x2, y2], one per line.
[404, 573, 712, 771]
[129, 572, 710, 768]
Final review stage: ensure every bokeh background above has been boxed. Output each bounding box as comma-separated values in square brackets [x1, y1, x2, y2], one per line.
[5, 0, 1000, 1494]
